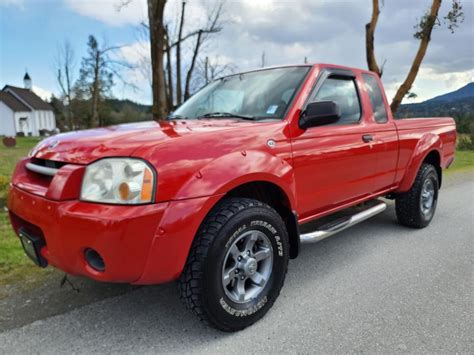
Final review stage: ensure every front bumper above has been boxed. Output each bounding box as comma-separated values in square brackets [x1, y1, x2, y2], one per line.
[8, 185, 223, 284]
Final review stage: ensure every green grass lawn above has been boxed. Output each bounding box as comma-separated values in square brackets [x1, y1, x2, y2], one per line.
[446, 150, 474, 173]
[0, 137, 473, 288]
[0, 137, 43, 202]
[0, 137, 44, 287]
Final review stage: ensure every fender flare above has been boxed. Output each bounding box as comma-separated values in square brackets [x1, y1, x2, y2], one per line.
[174, 150, 297, 209]
[396, 133, 442, 193]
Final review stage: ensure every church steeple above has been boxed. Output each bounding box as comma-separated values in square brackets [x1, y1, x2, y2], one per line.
[24, 72, 32, 90]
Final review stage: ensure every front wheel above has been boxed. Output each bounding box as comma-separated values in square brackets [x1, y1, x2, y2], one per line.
[178, 197, 289, 332]
[396, 163, 439, 228]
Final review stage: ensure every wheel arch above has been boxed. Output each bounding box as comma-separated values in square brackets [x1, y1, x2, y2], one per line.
[172, 149, 300, 258]
[190, 178, 300, 260]
[423, 150, 442, 188]
[172, 150, 300, 258]
[225, 181, 300, 259]
[396, 134, 443, 192]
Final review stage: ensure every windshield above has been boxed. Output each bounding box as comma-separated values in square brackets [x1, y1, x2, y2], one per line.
[172, 66, 310, 120]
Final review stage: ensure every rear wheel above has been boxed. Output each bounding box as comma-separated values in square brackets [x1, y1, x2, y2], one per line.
[178, 197, 289, 332]
[396, 163, 439, 228]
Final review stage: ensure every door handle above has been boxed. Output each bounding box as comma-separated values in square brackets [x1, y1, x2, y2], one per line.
[362, 134, 373, 143]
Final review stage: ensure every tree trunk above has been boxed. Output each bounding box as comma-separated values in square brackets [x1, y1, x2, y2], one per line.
[148, 0, 168, 119]
[365, 0, 381, 76]
[175, 1, 186, 106]
[55, 41, 76, 130]
[164, 26, 174, 110]
[64, 64, 74, 130]
[390, 0, 442, 113]
[91, 52, 100, 127]
[65, 95, 73, 130]
[184, 30, 203, 100]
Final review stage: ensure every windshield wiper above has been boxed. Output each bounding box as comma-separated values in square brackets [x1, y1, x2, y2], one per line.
[166, 114, 189, 120]
[198, 112, 256, 120]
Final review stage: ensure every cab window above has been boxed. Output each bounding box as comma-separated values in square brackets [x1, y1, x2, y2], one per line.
[313, 77, 361, 124]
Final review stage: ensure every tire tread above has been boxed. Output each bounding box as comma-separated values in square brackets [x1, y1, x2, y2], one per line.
[396, 163, 438, 228]
[178, 197, 288, 332]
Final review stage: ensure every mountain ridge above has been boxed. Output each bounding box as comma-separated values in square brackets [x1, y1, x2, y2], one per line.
[397, 82, 473, 133]
[424, 82, 474, 103]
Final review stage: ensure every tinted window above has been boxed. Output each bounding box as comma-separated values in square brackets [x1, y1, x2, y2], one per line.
[313, 78, 361, 124]
[173, 66, 310, 120]
[363, 74, 388, 123]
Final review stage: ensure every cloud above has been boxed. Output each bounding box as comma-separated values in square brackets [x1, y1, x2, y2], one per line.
[110, 41, 152, 103]
[64, 0, 148, 27]
[118, 40, 149, 65]
[202, 0, 473, 103]
[419, 68, 474, 90]
[64, 0, 473, 104]
[33, 85, 53, 101]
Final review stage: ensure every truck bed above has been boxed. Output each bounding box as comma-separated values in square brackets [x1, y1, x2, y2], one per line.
[395, 117, 457, 169]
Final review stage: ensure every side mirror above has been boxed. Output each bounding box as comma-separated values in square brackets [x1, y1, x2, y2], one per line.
[299, 101, 341, 129]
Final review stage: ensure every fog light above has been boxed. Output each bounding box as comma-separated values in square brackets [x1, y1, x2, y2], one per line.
[84, 248, 105, 272]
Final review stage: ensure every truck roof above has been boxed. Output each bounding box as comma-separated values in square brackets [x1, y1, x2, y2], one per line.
[219, 63, 376, 81]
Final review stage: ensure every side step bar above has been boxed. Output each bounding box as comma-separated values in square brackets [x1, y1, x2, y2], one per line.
[300, 201, 387, 244]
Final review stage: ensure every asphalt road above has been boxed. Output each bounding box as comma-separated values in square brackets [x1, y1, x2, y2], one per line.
[1, 173, 472, 353]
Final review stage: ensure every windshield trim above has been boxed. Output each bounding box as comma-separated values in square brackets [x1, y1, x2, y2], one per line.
[278, 66, 312, 120]
[213, 64, 312, 82]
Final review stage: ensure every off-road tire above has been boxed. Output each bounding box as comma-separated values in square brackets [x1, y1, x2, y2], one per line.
[396, 163, 439, 228]
[178, 197, 290, 332]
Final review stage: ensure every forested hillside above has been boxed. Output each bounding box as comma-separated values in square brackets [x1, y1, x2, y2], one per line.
[398, 83, 474, 134]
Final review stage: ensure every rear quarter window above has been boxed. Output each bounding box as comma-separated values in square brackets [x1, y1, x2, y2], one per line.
[363, 74, 388, 123]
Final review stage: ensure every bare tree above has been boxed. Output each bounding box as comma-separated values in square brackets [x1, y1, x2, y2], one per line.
[183, 30, 203, 100]
[147, 0, 168, 119]
[365, 0, 382, 77]
[137, 20, 173, 110]
[183, 2, 224, 100]
[164, 25, 174, 109]
[75, 35, 134, 127]
[197, 56, 237, 85]
[366, 0, 464, 113]
[54, 40, 76, 130]
[135, 23, 153, 89]
[121, 0, 224, 111]
[175, 1, 186, 106]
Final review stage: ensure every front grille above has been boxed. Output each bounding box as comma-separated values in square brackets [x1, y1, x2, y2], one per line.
[31, 158, 67, 170]
[18, 158, 79, 198]
[26, 163, 57, 177]
[26, 158, 67, 178]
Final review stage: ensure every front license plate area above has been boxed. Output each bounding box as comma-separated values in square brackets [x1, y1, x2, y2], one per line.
[19, 228, 48, 268]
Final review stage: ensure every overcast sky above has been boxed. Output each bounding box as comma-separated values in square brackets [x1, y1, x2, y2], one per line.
[0, 0, 472, 104]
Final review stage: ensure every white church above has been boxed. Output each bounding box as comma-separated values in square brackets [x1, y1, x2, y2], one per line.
[0, 73, 56, 137]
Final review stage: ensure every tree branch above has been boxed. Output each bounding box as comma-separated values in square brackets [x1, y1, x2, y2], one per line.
[365, 0, 381, 76]
[175, 1, 186, 105]
[184, 30, 203, 100]
[390, 0, 442, 113]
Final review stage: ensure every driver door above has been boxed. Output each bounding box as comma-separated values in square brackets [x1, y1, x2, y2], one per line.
[291, 69, 378, 221]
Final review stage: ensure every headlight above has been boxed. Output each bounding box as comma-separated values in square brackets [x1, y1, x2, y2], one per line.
[81, 158, 155, 204]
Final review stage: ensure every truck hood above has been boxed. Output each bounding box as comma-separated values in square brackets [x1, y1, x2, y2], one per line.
[31, 119, 256, 165]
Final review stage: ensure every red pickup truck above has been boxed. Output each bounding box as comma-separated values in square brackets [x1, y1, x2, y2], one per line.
[8, 64, 456, 331]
